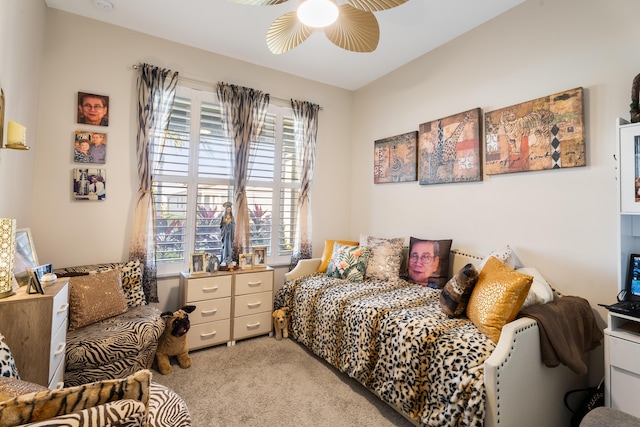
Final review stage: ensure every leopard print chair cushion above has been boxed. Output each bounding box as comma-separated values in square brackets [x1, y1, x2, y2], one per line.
[0, 333, 19, 380]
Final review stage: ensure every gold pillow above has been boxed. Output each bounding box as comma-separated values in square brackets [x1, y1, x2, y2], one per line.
[0, 370, 150, 426]
[318, 239, 358, 273]
[68, 268, 128, 330]
[466, 256, 533, 343]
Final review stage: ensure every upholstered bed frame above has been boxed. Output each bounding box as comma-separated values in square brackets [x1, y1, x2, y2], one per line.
[284, 249, 587, 427]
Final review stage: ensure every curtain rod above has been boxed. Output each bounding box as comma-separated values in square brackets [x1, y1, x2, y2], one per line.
[132, 64, 322, 109]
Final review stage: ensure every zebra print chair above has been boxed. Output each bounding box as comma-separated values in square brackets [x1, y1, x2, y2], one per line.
[54, 261, 166, 387]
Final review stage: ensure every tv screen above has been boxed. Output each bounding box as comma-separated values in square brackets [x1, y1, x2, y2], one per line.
[628, 254, 640, 298]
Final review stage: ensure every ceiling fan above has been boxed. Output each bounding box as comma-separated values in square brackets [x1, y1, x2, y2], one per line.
[228, 0, 408, 54]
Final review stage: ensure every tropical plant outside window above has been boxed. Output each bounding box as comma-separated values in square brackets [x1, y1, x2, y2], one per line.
[151, 85, 300, 275]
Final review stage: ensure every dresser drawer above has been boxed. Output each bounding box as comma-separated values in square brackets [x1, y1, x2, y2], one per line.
[49, 323, 66, 386]
[610, 335, 640, 375]
[233, 311, 272, 340]
[49, 358, 65, 390]
[234, 291, 272, 317]
[51, 283, 69, 334]
[188, 320, 231, 350]
[187, 276, 232, 302]
[235, 271, 273, 295]
[191, 297, 231, 325]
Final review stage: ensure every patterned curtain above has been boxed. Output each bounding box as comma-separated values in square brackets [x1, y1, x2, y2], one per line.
[216, 83, 270, 263]
[130, 64, 178, 303]
[289, 100, 321, 270]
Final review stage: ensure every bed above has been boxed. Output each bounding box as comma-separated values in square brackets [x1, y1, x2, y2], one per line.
[275, 249, 587, 427]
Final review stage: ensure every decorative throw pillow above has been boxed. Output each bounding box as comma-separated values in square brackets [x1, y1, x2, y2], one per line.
[440, 263, 479, 317]
[120, 260, 146, 307]
[68, 268, 128, 331]
[405, 237, 452, 288]
[0, 370, 151, 426]
[518, 267, 555, 309]
[318, 239, 359, 273]
[359, 235, 404, 281]
[0, 377, 46, 401]
[0, 333, 19, 380]
[326, 243, 372, 282]
[479, 245, 517, 270]
[466, 256, 533, 343]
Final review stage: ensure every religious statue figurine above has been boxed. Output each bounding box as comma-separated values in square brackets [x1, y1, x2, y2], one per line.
[220, 201, 234, 265]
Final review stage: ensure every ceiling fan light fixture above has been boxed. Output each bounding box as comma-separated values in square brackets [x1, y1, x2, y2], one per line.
[297, 0, 339, 28]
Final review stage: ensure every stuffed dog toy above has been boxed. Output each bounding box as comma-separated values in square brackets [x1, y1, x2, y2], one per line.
[272, 307, 289, 341]
[155, 305, 196, 375]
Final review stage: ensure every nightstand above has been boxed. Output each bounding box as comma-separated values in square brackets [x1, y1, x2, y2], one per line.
[0, 278, 69, 389]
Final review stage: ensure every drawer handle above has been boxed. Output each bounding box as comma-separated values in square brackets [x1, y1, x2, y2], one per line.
[57, 303, 69, 314]
[202, 286, 219, 292]
[54, 342, 66, 356]
[201, 331, 217, 337]
[248, 281, 262, 287]
[201, 308, 218, 315]
[246, 322, 261, 329]
[247, 302, 261, 308]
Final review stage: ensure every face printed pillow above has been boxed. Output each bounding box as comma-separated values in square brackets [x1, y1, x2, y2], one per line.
[405, 238, 452, 288]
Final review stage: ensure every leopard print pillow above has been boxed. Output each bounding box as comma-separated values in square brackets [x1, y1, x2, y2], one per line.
[120, 261, 146, 307]
[0, 369, 151, 426]
[0, 333, 19, 380]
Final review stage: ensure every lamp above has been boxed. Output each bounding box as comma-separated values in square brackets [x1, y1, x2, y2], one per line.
[0, 218, 16, 299]
[297, 0, 339, 28]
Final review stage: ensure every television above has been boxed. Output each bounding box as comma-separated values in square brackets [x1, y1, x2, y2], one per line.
[626, 253, 640, 301]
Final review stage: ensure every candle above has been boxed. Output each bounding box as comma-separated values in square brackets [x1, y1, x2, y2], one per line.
[7, 121, 26, 148]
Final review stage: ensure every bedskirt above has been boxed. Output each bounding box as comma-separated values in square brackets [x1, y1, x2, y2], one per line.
[275, 273, 496, 426]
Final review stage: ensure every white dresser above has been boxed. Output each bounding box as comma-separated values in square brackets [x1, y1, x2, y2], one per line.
[0, 278, 69, 389]
[180, 267, 273, 350]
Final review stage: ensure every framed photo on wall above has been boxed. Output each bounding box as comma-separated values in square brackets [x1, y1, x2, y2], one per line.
[190, 253, 206, 275]
[252, 246, 266, 269]
[72, 168, 106, 201]
[77, 92, 109, 127]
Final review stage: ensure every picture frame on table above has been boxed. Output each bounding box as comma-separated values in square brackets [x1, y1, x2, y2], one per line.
[189, 253, 206, 275]
[239, 253, 253, 270]
[25, 267, 44, 294]
[252, 246, 267, 269]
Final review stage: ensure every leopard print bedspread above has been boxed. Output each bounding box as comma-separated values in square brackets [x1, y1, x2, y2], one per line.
[274, 274, 495, 427]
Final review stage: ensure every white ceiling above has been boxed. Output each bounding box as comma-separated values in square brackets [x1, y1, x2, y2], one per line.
[44, 0, 525, 91]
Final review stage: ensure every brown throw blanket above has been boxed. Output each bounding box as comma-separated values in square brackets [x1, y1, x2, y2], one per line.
[517, 296, 603, 376]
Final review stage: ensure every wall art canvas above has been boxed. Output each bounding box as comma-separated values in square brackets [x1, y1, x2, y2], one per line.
[77, 91, 109, 126]
[373, 131, 417, 183]
[74, 130, 107, 164]
[484, 87, 585, 175]
[73, 168, 106, 201]
[418, 108, 482, 185]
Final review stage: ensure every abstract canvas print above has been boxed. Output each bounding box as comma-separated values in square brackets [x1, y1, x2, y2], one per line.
[418, 108, 482, 185]
[484, 87, 585, 175]
[373, 131, 417, 183]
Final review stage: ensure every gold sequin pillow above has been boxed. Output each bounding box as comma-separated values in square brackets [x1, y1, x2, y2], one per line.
[359, 235, 404, 281]
[466, 256, 533, 343]
[68, 268, 128, 330]
[318, 239, 359, 273]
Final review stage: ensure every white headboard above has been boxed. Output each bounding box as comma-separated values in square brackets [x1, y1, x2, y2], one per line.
[449, 249, 485, 276]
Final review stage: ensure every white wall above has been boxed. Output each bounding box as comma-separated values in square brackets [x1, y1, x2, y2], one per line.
[0, 0, 45, 226]
[352, 0, 640, 380]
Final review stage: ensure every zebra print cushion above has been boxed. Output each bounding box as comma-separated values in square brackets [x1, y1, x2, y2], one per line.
[0, 333, 19, 380]
[64, 306, 164, 387]
[148, 383, 192, 426]
[22, 399, 147, 427]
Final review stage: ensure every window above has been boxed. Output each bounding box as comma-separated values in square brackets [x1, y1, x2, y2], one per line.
[152, 86, 300, 275]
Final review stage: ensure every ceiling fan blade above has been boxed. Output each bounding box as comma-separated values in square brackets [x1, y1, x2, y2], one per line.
[228, 0, 289, 5]
[267, 11, 314, 54]
[324, 4, 379, 53]
[345, 0, 408, 13]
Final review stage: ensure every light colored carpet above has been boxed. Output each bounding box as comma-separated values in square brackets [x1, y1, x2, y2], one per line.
[152, 335, 414, 427]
